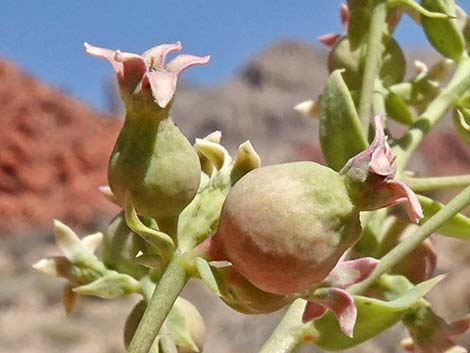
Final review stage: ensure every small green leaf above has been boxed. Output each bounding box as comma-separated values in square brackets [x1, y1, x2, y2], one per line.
[53, 220, 82, 262]
[385, 90, 417, 125]
[73, 272, 141, 299]
[320, 70, 368, 171]
[124, 196, 175, 257]
[195, 257, 221, 296]
[420, 0, 465, 60]
[302, 276, 443, 351]
[418, 194, 470, 239]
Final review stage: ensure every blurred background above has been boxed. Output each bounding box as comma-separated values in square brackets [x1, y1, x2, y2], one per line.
[0, 1, 469, 352]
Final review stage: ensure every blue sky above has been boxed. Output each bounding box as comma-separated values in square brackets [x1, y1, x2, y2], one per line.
[1, 1, 468, 111]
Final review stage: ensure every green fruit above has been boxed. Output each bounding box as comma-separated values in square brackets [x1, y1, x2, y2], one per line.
[109, 110, 201, 234]
[214, 162, 361, 295]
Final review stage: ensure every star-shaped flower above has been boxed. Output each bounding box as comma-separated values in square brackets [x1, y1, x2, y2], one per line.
[84, 42, 210, 108]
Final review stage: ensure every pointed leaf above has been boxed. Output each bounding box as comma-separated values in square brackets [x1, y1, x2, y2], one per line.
[63, 283, 79, 315]
[124, 197, 175, 255]
[195, 257, 221, 296]
[230, 141, 261, 185]
[418, 194, 470, 239]
[73, 272, 141, 299]
[420, 0, 465, 60]
[80, 232, 103, 253]
[320, 70, 368, 171]
[33, 256, 73, 279]
[53, 220, 82, 261]
[389, 0, 452, 19]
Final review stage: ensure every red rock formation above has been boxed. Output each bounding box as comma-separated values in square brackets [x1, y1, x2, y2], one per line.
[0, 60, 120, 235]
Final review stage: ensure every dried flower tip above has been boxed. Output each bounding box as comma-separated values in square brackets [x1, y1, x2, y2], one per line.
[294, 100, 321, 118]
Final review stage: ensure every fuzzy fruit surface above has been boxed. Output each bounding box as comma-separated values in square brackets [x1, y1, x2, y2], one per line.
[109, 111, 200, 233]
[214, 161, 361, 295]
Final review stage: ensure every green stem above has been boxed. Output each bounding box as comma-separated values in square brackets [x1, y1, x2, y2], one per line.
[403, 174, 470, 192]
[372, 79, 387, 116]
[349, 185, 470, 295]
[127, 255, 187, 353]
[393, 55, 470, 171]
[258, 299, 307, 353]
[358, 0, 388, 133]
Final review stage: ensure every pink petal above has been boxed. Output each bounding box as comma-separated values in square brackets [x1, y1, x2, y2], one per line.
[318, 33, 342, 47]
[166, 54, 211, 76]
[382, 180, 424, 223]
[142, 42, 182, 69]
[302, 301, 327, 323]
[84, 43, 146, 84]
[340, 3, 350, 31]
[114, 50, 147, 83]
[311, 288, 357, 337]
[84, 42, 123, 77]
[144, 70, 178, 108]
[368, 114, 396, 176]
[324, 257, 379, 289]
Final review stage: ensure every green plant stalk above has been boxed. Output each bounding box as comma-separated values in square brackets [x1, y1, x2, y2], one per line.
[127, 254, 187, 353]
[372, 79, 387, 116]
[358, 0, 388, 133]
[258, 299, 307, 353]
[393, 55, 470, 171]
[257, 185, 470, 353]
[403, 174, 470, 192]
[349, 184, 470, 295]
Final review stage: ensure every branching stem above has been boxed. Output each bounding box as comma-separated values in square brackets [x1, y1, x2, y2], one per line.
[403, 174, 470, 192]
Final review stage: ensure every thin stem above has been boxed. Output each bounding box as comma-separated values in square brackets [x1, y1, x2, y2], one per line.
[127, 255, 187, 353]
[372, 79, 386, 116]
[349, 185, 470, 295]
[393, 55, 470, 172]
[358, 0, 388, 134]
[403, 174, 470, 192]
[258, 299, 307, 353]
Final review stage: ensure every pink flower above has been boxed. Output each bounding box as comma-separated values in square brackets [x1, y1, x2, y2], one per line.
[84, 42, 210, 108]
[302, 257, 379, 337]
[341, 115, 423, 223]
